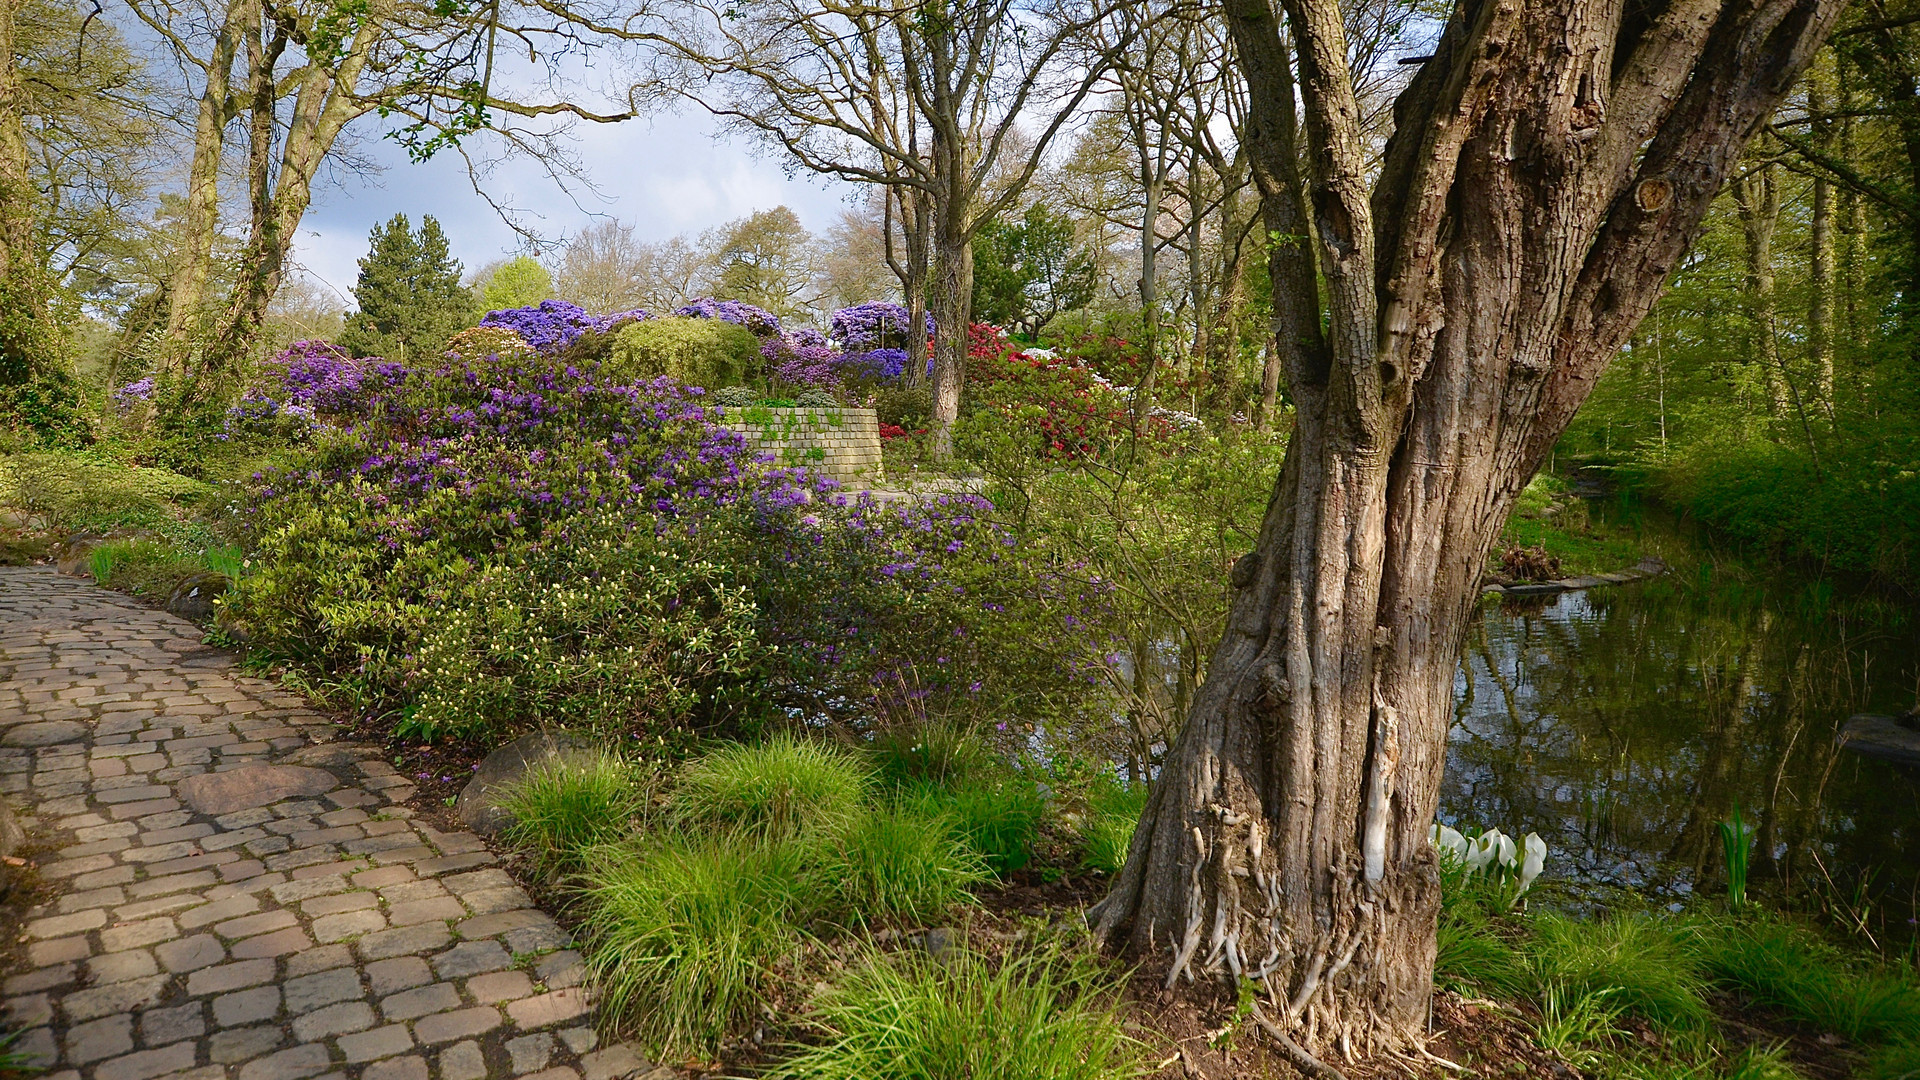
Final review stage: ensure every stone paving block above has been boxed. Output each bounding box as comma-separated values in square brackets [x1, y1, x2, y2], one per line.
[237, 1042, 331, 1080]
[363, 1053, 429, 1080]
[536, 951, 586, 990]
[285, 943, 354, 978]
[24, 909, 106, 939]
[357, 922, 450, 962]
[178, 894, 260, 929]
[154, 934, 225, 972]
[506, 988, 591, 1030]
[138, 1002, 206, 1047]
[284, 967, 365, 1015]
[339, 1023, 415, 1064]
[507, 1031, 554, 1074]
[63, 975, 169, 1021]
[215, 909, 297, 939]
[5, 962, 75, 995]
[314, 908, 387, 942]
[290, 1000, 376, 1042]
[431, 941, 510, 979]
[207, 1026, 284, 1064]
[213, 985, 282, 1027]
[556, 1028, 597, 1056]
[26, 936, 90, 967]
[231, 925, 312, 959]
[522, 1067, 582, 1080]
[86, 949, 159, 984]
[467, 970, 535, 1004]
[270, 876, 352, 904]
[64, 1013, 134, 1064]
[413, 1006, 502, 1045]
[366, 956, 433, 996]
[381, 981, 461, 1021]
[93, 1039, 197, 1080]
[13, 1026, 56, 1069]
[100, 918, 178, 952]
[186, 957, 275, 997]
[463, 887, 535, 916]
[302, 891, 377, 917]
[437, 1040, 487, 1080]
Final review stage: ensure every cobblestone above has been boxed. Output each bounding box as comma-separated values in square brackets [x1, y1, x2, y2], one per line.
[0, 568, 634, 1079]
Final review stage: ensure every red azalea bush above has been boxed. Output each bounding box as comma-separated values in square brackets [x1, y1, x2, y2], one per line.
[964, 323, 1167, 459]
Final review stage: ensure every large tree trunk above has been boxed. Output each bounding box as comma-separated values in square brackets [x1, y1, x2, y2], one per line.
[0, 0, 55, 386]
[1093, 0, 1841, 1059]
[162, 0, 251, 361]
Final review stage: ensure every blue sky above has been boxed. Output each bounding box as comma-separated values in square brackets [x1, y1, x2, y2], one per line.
[290, 107, 859, 305]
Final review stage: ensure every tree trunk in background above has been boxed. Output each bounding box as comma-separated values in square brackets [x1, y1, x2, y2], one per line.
[0, 0, 56, 386]
[1732, 167, 1790, 417]
[162, 0, 250, 363]
[901, 188, 932, 391]
[927, 199, 971, 456]
[1093, 0, 1841, 1058]
[1806, 60, 1836, 414]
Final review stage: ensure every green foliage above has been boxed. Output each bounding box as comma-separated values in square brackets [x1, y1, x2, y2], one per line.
[578, 833, 809, 1058]
[88, 538, 239, 599]
[866, 723, 991, 788]
[767, 943, 1139, 1080]
[1527, 913, 1711, 1035]
[900, 774, 1045, 875]
[0, 450, 213, 535]
[337, 214, 473, 361]
[873, 385, 932, 430]
[501, 754, 647, 878]
[670, 737, 871, 837]
[1078, 778, 1148, 876]
[817, 802, 987, 922]
[1720, 802, 1752, 910]
[709, 206, 814, 320]
[607, 316, 761, 389]
[480, 256, 554, 313]
[971, 203, 1097, 335]
[1692, 917, 1920, 1044]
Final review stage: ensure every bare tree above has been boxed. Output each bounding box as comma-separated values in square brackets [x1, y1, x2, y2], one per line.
[1091, 0, 1843, 1067]
[555, 219, 651, 312]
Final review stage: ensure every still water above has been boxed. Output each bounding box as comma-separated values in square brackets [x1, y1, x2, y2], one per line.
[1444, 567, 1920, 928]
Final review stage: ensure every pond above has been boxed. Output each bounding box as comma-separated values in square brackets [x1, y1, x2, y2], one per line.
[1445, 559, 1920, 935]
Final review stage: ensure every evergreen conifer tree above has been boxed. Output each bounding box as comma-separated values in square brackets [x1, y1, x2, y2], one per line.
[338, 214, 472, 359]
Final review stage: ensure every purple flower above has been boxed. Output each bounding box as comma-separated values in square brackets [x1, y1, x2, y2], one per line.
[481, 301, 652, 353]
[673, 298, 781, 336]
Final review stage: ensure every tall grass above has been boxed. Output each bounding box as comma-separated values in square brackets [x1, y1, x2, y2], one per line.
[577, 834, 810, 1058]
[500, 754, 646, 878]
[1693, 917, 1920, 1043]
[1079, 778, 1148, 876]
[819, 803, 988, 923]
[866, 723, 992, 788]
[88, 538, 243, 597]
[901, 775, 1045, 875]
[1528, 913, 1711, 1034]
[767, 943, 1139, 1080]
[673, 736, 871, 836]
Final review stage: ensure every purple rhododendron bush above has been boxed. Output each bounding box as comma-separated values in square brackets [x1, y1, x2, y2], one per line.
[221, 329, 1106, 747]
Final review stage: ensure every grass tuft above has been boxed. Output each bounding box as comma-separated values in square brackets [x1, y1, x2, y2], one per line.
[900, 774, 1045, 875]
[500, 753, 645, 879]
[1527, 912, 1711, 1035]
[1694, 916, 1920, 1044]
[767, 942, 1139, 1080]
[577, 834, 809, 1059]
[818, 803, 988, 923]
[672, 735, 870, 837]
[866, 723, 992, 788]
[1079, 778, 1148, 876]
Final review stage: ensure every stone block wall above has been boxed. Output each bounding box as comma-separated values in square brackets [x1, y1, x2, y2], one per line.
[722, 406, 885, 484]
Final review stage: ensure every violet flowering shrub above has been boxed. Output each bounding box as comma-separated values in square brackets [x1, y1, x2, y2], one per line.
[481, 300, 651, 354]
[829, 302, 933, 351]
[111, 377, 156, 411]
[673, 298, 782, 337]
[762, 328, 840, 390]
[224, 346, 1101, 745]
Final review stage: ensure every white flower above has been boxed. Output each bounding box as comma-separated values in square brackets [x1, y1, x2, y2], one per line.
[1430, 823, 1470, 862]
[1517, 832, 1547, 897]
[1467, 828, 1514, 872]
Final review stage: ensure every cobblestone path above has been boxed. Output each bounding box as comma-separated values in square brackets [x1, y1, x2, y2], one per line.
[0, 569, 661, 1080]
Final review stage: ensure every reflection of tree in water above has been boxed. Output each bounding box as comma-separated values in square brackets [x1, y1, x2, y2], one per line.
[1446, 577, 1920, 925]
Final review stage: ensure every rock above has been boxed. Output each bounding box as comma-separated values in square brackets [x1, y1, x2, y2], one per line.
[55, 533, 110, 577]
[1839, 714, 1920, 768]
[912, 927, 959, 962]
[178, 764, 340, 815]
[0, 794, 25, 859]
[2, 720, 89, 747]
[1503, 582, 1568, 597]
[457, 731, 603, 836]
[166, 571, 231, 623]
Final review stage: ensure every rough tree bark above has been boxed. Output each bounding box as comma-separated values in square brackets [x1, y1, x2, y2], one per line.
[160, 0, 252, 358]
[1091, 0, 1843, 1061]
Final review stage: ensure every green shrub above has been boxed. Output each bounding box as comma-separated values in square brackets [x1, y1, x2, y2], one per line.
[1526, 913, 1710, 1034]
[768, 943, 1139, 1080]
[818, 803, 987, 923]
[607, 316, 761, 389]
[1, 450, 213, 534]
[88, 538, 240, 600]
[873, 386, 932, 431]
[672, 736, 871, 837]
[501, 754, 646, 879]
[578, 834, 809, 1059]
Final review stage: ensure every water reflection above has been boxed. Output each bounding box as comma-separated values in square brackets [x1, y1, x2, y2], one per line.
[1445, 573, 1920, 928]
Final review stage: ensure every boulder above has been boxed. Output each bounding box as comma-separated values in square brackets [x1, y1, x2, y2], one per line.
[166, 571, 231, 622]
[457, 730, 604, 836]
[1837, 714, 1920, 768]
[55, 533, 109, 577]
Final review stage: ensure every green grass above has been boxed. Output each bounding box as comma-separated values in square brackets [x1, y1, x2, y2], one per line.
[866, 723, 993, 788]
[767, 943, 1140, 1080]
[500, 754, 646, 879]
[900, 774, 1045, 875]
[1528, 913, 1711, 1035]
[819, 803, 988, 923]
[672, 736, 871, 837]
[1078, 778, 1148, 876]
[577, 833, 810, 1059]
[1498, 474, 1643, 576]
[1692, 917, 1920, 1043]
[88, 538, 242, 599]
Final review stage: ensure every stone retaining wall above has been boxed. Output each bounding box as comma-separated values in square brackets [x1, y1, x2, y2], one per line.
[722, 406, 885, 485]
